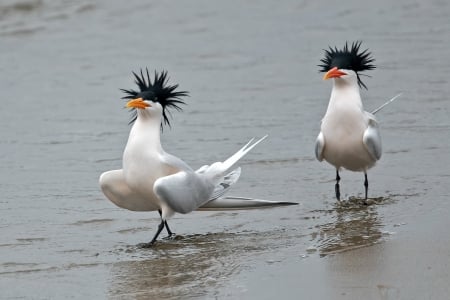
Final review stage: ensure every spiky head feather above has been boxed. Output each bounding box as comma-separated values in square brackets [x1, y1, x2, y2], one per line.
[120, 69, 188, 127]
[318, 41, 376, 89]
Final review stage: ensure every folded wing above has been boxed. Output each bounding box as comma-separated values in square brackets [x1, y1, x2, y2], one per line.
[363, 112, 382, 161]
[315, 131, 325, 161]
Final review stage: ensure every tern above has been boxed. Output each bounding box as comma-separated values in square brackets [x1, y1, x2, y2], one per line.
[315, 41, 380, 202]
[100, 69, 296, 246]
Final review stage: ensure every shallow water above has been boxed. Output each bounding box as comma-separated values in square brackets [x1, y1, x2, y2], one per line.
[1, 0, 450, 299]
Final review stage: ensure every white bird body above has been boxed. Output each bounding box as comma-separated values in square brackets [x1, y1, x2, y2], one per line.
[100, 102, 260, 220]
[315, 43, 381, 201]
[100, 69, 296, 245]
[121, 108, 185, 215]
[101, 107, 184, 213]
[317, 76, 380, 172]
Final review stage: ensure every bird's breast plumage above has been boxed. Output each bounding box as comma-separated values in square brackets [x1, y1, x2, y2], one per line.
[321, 106, 375, 171]
[121, 132, 169, 205]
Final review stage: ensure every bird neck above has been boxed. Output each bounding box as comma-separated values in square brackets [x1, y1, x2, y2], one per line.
[326, 79, 363, 113]
[128, 109, 164, 152]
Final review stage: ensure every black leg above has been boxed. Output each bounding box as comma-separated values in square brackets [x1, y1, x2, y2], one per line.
[149, 219, 165, 245]
[335, 169, 341, 201]
[158, 210, 174, 237]
[140, 218, 166, 248]
[364, 172, 369, 201]
[164, 220, 174, 236]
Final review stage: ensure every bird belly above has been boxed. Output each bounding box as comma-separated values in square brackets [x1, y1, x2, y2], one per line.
[323, 140, 375, 171]
[321, 115, 375, 172]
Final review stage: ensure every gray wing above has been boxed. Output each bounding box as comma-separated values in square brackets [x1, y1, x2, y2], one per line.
[99, 169, 159, 211]
[315, 132, 325, 161]
[363, 112, 382, 161]
[199, 196, 298, 210]
[153, 171, 216, 214]
[155, 136, 266, 215]
[209, 167, 241, 201]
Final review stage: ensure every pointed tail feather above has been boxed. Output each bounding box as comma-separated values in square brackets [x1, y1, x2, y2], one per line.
[221, 135, 268, 172]
[197, 196, 298, 211]
[371, 93, 402, 114]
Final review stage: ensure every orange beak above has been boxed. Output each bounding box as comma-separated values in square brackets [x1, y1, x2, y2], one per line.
[323, 67, 347, 80]
[126, 98, 150, 109]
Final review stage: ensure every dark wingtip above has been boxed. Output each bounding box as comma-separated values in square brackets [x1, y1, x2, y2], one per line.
[277, 201, 299, 206]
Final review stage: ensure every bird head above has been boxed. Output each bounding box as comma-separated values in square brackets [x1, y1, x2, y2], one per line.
[318, 41, 375, 89]
[120, 69, 189, 128]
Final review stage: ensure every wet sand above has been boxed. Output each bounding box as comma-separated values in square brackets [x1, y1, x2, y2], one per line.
[1, 0, 450, 299]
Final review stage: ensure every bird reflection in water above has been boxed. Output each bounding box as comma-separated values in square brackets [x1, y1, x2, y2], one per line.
[312, 197, 391, 257]
[106, 229, 287, 299]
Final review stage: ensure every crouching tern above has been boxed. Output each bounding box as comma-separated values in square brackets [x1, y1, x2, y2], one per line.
[315, 41, 384, 202]
[100, 69, 297, 246]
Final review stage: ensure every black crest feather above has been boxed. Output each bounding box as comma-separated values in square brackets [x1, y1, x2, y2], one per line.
[120, 68, 189, 127]
[318, 41, 376, 89]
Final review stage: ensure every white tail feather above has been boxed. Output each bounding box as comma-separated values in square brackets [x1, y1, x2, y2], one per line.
[221, 135, 268, 172]
[371, 93, 402, 114]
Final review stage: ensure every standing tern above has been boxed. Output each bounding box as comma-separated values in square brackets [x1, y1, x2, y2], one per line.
[315, 41, 380, 202]
[100, 69, 296, 246]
